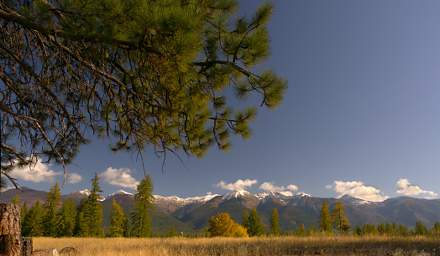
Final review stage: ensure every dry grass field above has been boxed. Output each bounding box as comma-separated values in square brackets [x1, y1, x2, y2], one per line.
[34, 236, 440, 256]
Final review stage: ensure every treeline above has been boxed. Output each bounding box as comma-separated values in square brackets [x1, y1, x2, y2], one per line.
[15, 175, 154, 237]
[207, 201, 440, 237]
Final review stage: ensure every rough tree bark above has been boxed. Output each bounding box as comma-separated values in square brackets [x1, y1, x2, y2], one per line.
[0, 203, 21, 256]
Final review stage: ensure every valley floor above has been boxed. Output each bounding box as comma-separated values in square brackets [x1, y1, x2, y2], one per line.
[34, 236, 440, 256]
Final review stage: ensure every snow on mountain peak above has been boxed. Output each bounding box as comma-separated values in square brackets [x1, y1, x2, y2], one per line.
[222, 190, 251, 200]
[154, 192, 220, 205]
[109, 189, 134, 197]
[78, 189, 90, 196]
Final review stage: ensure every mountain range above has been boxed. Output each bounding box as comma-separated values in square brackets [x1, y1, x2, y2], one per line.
[1, 187, 440, 234]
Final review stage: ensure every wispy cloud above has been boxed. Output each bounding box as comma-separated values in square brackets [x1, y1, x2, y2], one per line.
[259, 182, 298, 195]
[66, 173, 82, 184]
[396, 178, 438, 199]
[9, 158, 61, 183]
[100, 167, 139, 190]
[216, 179, 257, 192]
[327, 180, 388, 202]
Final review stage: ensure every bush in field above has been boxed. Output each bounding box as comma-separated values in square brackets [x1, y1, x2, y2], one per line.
[208, 213, 248, 237]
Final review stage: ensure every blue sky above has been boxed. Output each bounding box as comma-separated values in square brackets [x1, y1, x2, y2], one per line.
[10, 1, 440, 200]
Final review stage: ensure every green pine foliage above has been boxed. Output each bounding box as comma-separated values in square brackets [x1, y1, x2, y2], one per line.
[43, 183, 61, 236]
[22, 201, 45, 237]
[130, 176, 154, 237]
[244, 208, 265, 237]
[331, 201, 351, 234]
[431, 222, 440, 237]
[1, 0, 287, 181]
[414, 221, 428, 236]
[57, 199, 77, 237]
[319, 201, 332, 233]
[270, 208, 281, 236]
[109, 199, 127, 237]
[78, 174, 104, 237]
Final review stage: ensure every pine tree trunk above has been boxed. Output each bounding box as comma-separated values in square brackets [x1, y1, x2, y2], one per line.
[0, 203, 21, 256]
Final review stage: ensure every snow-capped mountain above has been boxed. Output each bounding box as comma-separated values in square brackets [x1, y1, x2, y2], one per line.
[109, 189, 134, 197]
[3, 187, 440, 233]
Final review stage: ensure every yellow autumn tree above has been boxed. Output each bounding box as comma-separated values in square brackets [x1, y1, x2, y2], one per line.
[208, 213, 248, 237]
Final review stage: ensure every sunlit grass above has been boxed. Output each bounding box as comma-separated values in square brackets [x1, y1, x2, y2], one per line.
[33, 236, 440, 256]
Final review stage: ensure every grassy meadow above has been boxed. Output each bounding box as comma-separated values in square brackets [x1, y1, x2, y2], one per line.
[34, 236, 440, 256]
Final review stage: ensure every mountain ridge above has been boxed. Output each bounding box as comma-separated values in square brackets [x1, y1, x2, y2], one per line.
[1, 187, 440, 233]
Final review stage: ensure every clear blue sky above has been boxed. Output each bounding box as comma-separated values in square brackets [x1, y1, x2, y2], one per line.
[16, 0, 440, 199]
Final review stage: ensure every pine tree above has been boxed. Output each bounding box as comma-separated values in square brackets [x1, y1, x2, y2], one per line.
[20, 203, 28, 230]
[109, 199, 127, 237]
[11, 195, 28, 231]
[22, 201, 45, 237]
[78, 174, 104, 237]
[319, 200, 332, 233]
[331, 201, 350, 233]
[414, 221, 428, 236]
[296, 224, 306, 236]
[43, 182, 61, 236]
[245, 208, 265, 237]
[431, 222, 440, 237]
[11, 195, 20, 205]
[270, 208, 281, 236]
[242, 210, 249, 228]
[130, 176, 154, 237]
[1, 0, 286, 186]
[57, 199, 77, 237]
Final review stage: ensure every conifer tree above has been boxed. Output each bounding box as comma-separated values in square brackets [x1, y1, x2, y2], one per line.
[57, 199, 77, 237]
[1, 0, 287, 186]
[109, 199, 127, 237]
[431, 222, 440, 237]
[11, 195, 27, 231]
[43, 182, 61, 236]
[296, 224, 306, 236]
[20, 203, 28, 230]
[270, 208, 281, 236]
[331, 201, 350, 233]
[22, 201, 45, 237]
[245, 208, 265, 237]
[130, 176, 154, 237]
[78, 174, 104, 237]
[242, 210, 249, 228]
[11, 195, 20, 205]
[414, 220, 428, 236]
[319, 200, 332, 233]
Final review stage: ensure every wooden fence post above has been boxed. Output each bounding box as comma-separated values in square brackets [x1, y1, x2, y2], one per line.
[0, 203, 21, 256]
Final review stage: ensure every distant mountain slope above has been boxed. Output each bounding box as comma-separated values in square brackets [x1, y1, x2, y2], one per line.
[2, 188, 440, 233]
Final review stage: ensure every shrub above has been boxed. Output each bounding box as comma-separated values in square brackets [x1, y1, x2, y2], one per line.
[208, 213, 248, 237]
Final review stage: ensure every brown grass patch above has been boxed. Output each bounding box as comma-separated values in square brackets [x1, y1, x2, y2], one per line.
[33, 236, 440, 256]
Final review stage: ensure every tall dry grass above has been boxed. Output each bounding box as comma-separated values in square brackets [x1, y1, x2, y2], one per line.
[34, 236, 440, 256]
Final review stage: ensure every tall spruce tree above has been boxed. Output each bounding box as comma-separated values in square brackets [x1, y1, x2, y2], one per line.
[319, 201, 332, 233]
[78, 174, 104, 237]
[432, 222, 440, 236]
[43, 182, 61, 236]
[109, 199, 127, 237]
[1, 0, 286, 188]
[414, 221, 428, 236]
[245, 208, 265, 237]
[331, 201, 351, 233]
[270, 208, 281, 236]
[130, 176, 154, 237]
[22, 201, 45, 237]
[57, 199, 77, 237]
